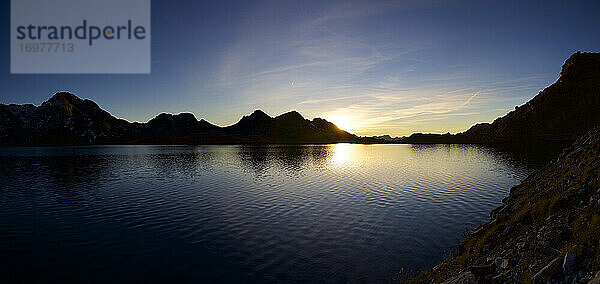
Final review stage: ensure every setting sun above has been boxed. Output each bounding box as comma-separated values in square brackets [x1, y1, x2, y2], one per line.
[324, 115, 355, 132]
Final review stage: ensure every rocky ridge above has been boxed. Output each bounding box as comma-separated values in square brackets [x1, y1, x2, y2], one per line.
[401, 52, 600, 149]
[0, 93, 362, 146]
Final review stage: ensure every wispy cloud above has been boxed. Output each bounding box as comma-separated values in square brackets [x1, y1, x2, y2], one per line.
[203, 0, 555, 135]
[213, 1, 410, 90]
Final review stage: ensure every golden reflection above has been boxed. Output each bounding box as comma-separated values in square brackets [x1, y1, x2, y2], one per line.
[332, 143, 354, 165]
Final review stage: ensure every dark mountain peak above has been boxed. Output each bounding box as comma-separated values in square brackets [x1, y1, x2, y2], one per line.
[149, 112, 173, 121]
[312, 117, 327, 123]
[234, 109, 273, 125]
[173, 112, 198, 122]
[312, 117, 339, 130]
[148, 112, 197, 124]
[560, 52, 600, 80]
[145, 112, 200, 135]
[248, 109, 271, 120]
[45, 92, 81, 106]
[273, 111, 310, 132]
[275, 110, 305, 122]
[225, 110, 273, 136]
[50, 92, 79, 101]
[38, 92, 111, 120]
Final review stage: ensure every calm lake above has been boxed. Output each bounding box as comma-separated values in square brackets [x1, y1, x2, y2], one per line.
[0, 144, 540, 282]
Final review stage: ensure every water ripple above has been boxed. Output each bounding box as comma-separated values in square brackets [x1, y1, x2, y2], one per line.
[0, 144, 538, 283]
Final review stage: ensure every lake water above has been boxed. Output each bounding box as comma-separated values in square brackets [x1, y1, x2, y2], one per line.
[0, 144, 539, 282]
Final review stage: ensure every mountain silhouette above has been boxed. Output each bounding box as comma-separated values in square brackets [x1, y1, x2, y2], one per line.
[2, 52, 598, 147]
[0, 92, 131, 145]
[401, 52, 600, 148]
[0, 94, 360, 146]
[461, 52, 600, 143]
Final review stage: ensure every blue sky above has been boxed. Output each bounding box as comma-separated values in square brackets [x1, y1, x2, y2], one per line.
[1, 0, 600, 136]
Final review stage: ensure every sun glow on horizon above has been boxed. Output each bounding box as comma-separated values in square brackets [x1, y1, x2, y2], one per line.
[323, 115, 356, 132]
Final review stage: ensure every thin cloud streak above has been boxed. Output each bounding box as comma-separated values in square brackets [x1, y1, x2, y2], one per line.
[199, 0, 562, 135]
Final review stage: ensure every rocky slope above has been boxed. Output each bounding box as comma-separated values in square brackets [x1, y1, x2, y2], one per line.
[460, 52, 600, 145]
[0, 93, 360, 146]
[401, 52, 600, 148]
[410, 125, 600, 283]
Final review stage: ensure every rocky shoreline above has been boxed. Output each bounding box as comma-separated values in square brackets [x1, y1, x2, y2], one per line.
[409, 125, 600, 283]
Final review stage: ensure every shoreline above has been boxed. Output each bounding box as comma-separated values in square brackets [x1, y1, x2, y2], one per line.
[410, 126, 600, 283]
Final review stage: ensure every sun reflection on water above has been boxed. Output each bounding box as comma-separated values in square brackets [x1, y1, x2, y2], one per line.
[332, 144, 354, 165]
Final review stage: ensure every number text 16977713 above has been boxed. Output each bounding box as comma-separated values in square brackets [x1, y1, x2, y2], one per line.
[19, 42, 74, 53]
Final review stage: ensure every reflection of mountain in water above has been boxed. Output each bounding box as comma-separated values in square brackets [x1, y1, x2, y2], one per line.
[236, 145, 334, 176]
[0, 144, 550, 189]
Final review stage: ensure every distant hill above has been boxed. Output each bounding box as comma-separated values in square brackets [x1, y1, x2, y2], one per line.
[224, 110, 357, 143]
[401, 52, 600, 147]
[0, 93, 361, 146]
